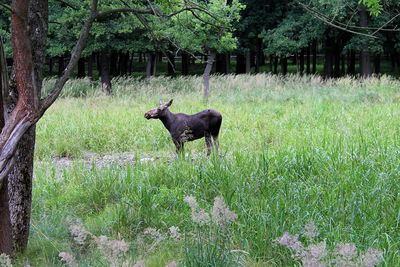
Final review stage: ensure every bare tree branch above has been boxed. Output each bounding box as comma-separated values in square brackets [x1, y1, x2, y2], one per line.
[55, 0, 79, 11]
[0, 3, 12, 14]
[372, 13, 400, 35]
[296, 0, 400, 34]
[296, 0, 379, 39]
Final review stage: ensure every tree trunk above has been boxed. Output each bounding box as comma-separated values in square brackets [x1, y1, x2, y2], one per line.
[181, 51, 189, 75]
[250, 50, 255, 68]
[299, 49, 305, 75]
[312, 40, 317, 74]
[340, 55, 346, 76]
[273, 56, 278, 74]
[118, 52, 127, 76]
[139, 52, 143, 63]
[58, 56, 64, 77]
[323, 38, 334, 78]
[151, 53, 157, 76]
[77, 57, 85, 78]
[0, 39, 12, 255]
[0, 0, 48, 255]
[215, 53, 228, 74]
[390, 52, 396, 72]
[359, 4, 372, 77]
[348, 50, 356, 75]
[87, 53, 94, 80]
[48, 57, 53, 76]
[110, 50, 118, 76]
[100, 50, 112, 94]
[128, 53, 134, 74]
[167, 51, 175, 76]
[236, 53, 246, 74]
[245, 50, 251, 73]
[292, 54, 297, 66]
[333, 42, 341, 78]
[374, 54, 381, 74]
[146, 52, 152, 81]
[281, 57, 287, 75]
[255, 38, 263, 73]
[306, 44, 311, 74]
[203, 51, 216, 100]
[0, 0, 98, 255]
[0, 177, 12, 255]
[7, 125, 35, 253]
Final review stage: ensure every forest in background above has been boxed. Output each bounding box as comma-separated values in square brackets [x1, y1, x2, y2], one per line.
[1, 0, 400, 85]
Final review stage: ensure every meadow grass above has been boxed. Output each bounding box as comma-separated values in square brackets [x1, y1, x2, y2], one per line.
[15, 74, 400, 266]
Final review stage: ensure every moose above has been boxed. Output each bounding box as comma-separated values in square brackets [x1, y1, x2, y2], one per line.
[144, 99, 222, 155]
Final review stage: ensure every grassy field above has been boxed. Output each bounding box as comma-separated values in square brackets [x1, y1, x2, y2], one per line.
[14, 74, 400, 266]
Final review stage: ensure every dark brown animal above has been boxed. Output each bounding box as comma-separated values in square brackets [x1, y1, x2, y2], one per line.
[144, 99, 222, 155]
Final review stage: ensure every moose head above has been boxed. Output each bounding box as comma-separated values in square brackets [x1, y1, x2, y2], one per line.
[144, 99, 173, 120]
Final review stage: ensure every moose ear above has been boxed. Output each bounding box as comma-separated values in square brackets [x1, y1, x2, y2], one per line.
[159, 100, 163, 105]
[166, 99, 173, 107]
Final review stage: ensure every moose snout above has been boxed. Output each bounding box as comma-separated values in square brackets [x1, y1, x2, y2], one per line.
[144, 112, 152, 119]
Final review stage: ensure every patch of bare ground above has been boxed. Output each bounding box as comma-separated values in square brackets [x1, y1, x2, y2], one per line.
[36, 152, 161, 170]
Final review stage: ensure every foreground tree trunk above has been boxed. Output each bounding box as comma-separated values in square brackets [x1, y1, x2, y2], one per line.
[203, 51, 216, 100]
[0, 0, 47, 254]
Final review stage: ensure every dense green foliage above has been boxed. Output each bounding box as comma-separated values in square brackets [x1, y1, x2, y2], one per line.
[11, 75, 400, 265]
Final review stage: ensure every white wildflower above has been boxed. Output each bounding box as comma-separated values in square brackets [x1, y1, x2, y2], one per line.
[210, 196, 238, 226]
[168, 226, 181, 239]
[0, 254, 12, 267]
[133, 260, 145, 267]
[192, 208, 210, 225]
[164, 260, 178, 267]
[143, 228, 163, 240]
[302, 242, 327, 267]
[303, 221, 319, 241]
[333, 243, 357, 266]
[358, 248, 384, 267]
[184, 195, 198, 210]
[59, 252, 77, 267]
[69, 223, 90, 245]
[277, 232, 305, 258]
[96, 235, 129, 260]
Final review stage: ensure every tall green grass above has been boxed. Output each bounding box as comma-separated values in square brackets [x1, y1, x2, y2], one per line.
[16, 74, 400, 266]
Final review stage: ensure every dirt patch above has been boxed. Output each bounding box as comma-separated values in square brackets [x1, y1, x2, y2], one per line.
[38, 152, 161, 170]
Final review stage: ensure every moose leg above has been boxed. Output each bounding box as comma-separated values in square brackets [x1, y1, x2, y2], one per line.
[205, 135, 212, 156]
[174, 140, 184, 154]
[212, 135, 219, 152]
